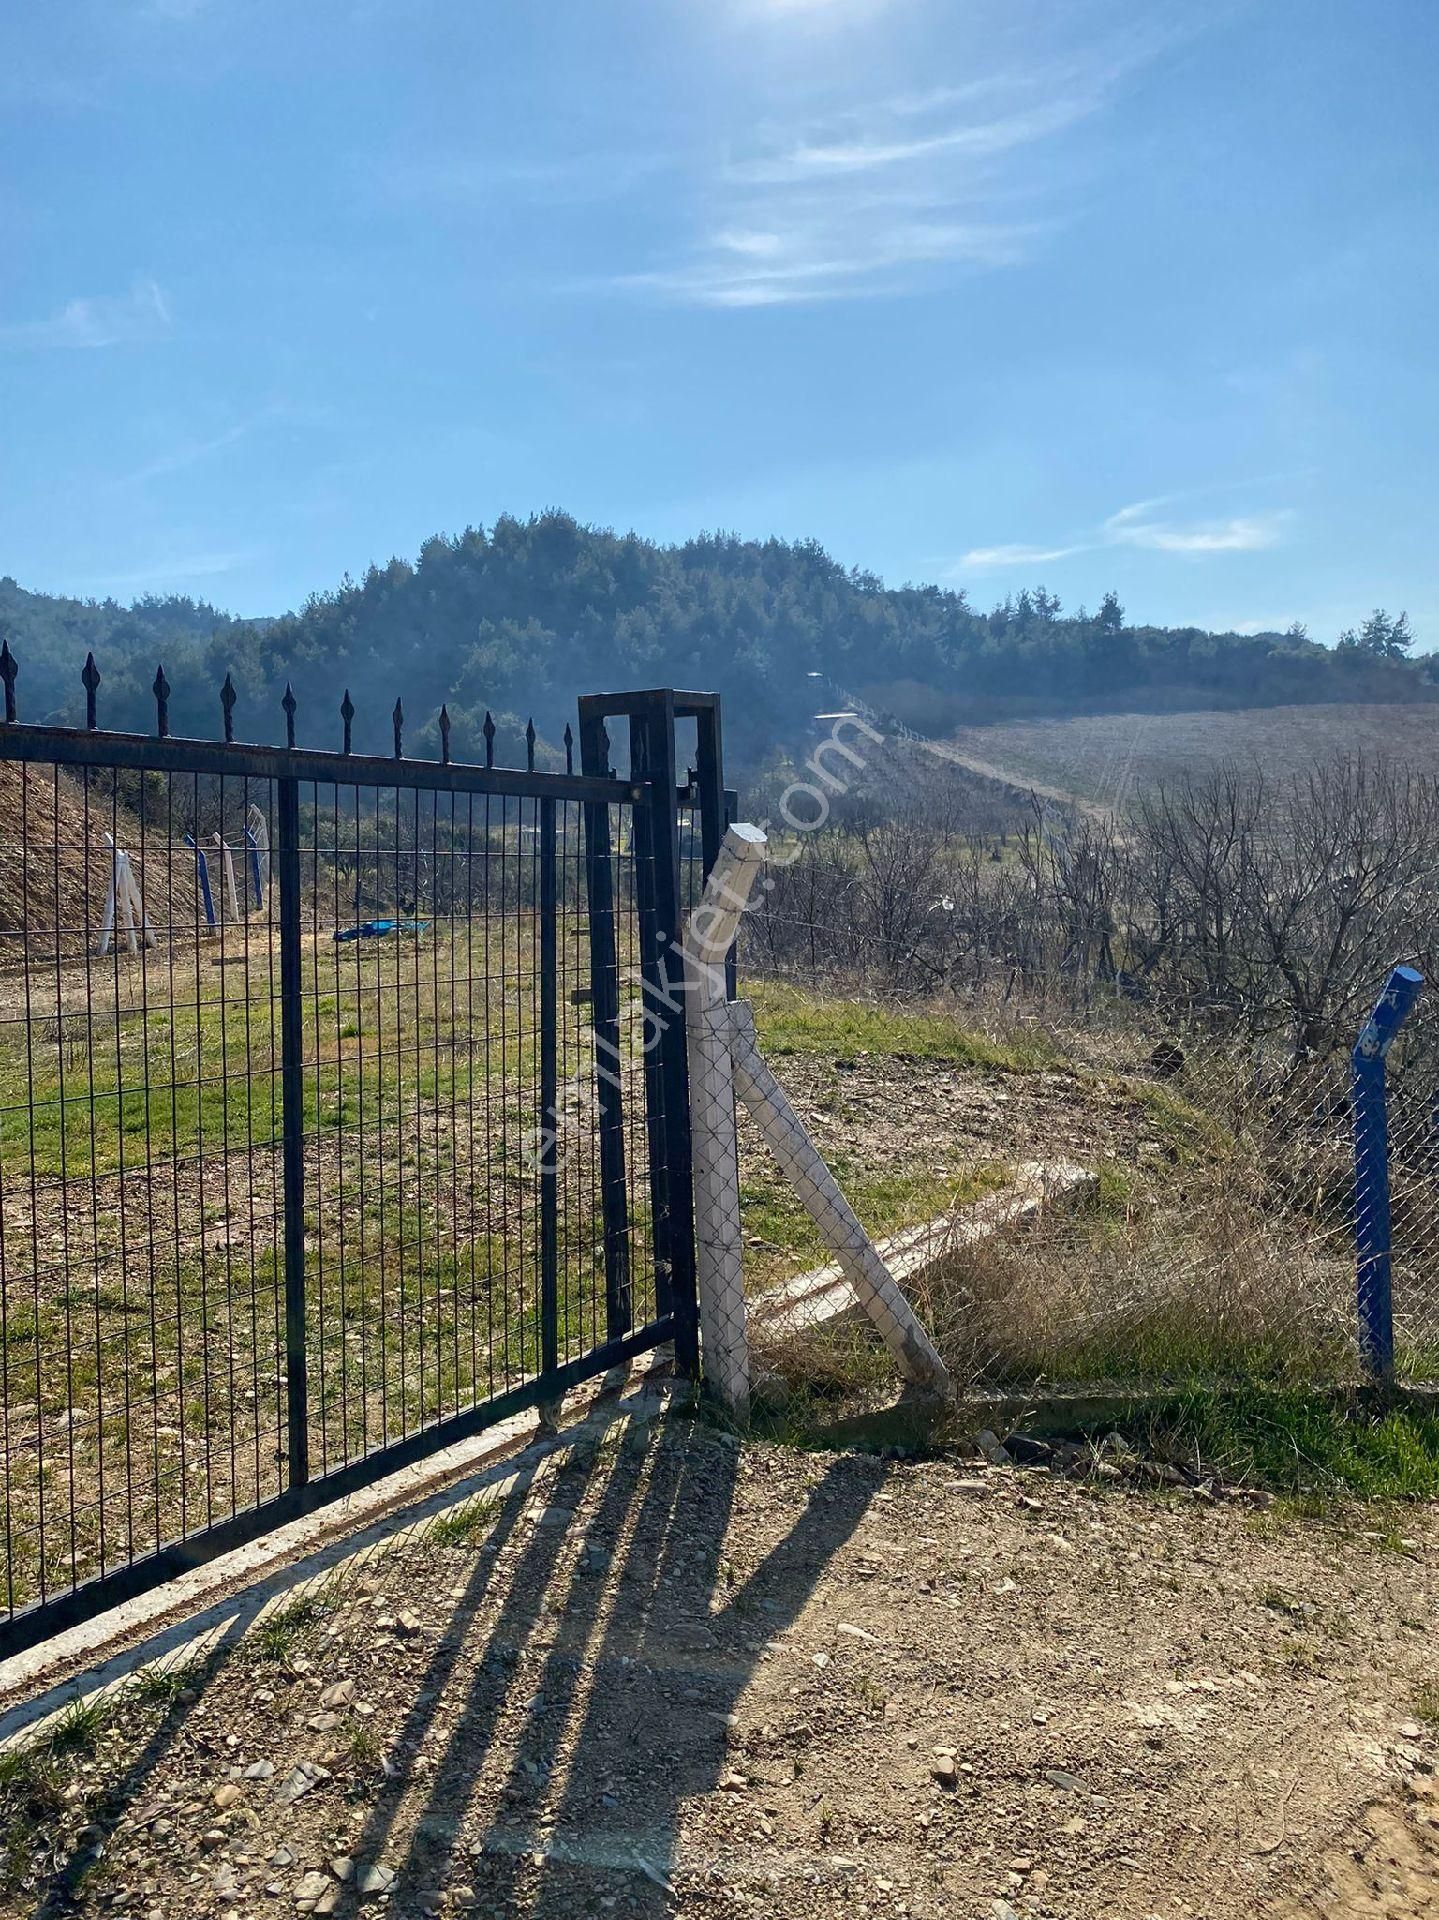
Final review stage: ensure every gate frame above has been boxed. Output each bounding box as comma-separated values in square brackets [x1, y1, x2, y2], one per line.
[576, 689, 729, 1384]
[0, 677, 702, 1659]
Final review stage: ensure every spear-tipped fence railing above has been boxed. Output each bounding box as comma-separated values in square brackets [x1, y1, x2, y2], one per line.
[0, 655, 717, 1656]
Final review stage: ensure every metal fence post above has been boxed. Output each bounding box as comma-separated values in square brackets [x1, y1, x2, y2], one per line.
[1353, 964, 1424, 1382]
[630, 691, 701, 1378]
[276, 774, 310, 1489]
[691, 701, 726, 884]
[538, 795, 559, 1380]
[577, 706, 632, 1339]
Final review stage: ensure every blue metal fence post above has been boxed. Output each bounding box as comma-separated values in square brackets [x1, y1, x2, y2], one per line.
[1353, 964, 1424, 1381]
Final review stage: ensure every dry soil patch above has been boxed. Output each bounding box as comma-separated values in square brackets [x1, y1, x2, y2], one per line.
[8, 1420, 1439, 1918]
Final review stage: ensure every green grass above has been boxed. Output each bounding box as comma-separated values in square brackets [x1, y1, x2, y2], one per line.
[741, 1150, 1009, 1296]
[1142, 1387, 1439, 1504]
[0, 1746, 64, 1817]
[746, 979, 1059, 1073]
[130, 1664, 189, 1705]
[744, 1346, 1439, 1505]
[249, 1591, 328, 1664]
[344, 1718, 383, 1772]
[733, 978, 1021, 1295]
[0, 923, 561, 1182]
[1129, 1078, 1230, 1163]
[47, 1696, 109, 1755]
[428, 1493, 503, 1548]
[1090, 1158, 1137, 1213]
[0, 1654, 214, 1896]
[986, 1312, 1341, 1395]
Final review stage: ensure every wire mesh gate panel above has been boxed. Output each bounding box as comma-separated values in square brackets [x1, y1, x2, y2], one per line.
[0, 669, 702, 1656]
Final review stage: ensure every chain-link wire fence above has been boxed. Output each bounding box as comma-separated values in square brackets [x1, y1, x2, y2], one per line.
[905, 1030, 1362, 1394]
[1373, 987, 1439, 1380]
[731, 952, 1438, 1400]
[723, 745, 1439, 1400]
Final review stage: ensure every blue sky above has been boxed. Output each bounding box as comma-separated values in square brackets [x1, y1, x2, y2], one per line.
[2, 0, 1436, 643]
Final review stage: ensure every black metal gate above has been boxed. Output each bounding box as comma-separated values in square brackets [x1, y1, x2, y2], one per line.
[0, 658, 721, 1657]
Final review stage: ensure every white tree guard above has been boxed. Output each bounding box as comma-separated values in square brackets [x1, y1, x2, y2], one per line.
[683, 824, 767, 1418]
[96, 833, 155, 957]
[213, 835, 241, 922]
[727, 1000, 952, 1396]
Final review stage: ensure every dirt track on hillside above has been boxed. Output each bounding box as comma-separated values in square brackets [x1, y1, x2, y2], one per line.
[918, 737, 1115, 823]
[10, 1418, 1439, 1919]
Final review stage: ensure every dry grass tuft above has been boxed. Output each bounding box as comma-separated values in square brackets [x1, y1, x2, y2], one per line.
[751, 1019, 1374, 1420]
[911, 1169, 1355, 1390]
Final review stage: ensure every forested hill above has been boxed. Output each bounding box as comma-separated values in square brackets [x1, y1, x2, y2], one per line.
[0, 576, 247, 717]
[2, 513, 1431, 766]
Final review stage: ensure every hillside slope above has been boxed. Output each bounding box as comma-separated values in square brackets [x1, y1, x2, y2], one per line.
[3, 516, 1433, 767]
[0, 762, 202, 963]
[943, 702, 1439, 807]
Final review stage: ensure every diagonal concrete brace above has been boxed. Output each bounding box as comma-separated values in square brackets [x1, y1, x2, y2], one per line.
[726, 999, 952, 1396]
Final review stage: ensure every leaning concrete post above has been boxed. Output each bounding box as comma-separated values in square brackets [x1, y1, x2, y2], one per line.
[728, 1000, 952, 1396]
[683, 823, 767, 1418]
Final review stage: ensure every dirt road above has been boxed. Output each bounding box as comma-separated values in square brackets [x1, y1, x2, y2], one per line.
[918, 736, 1116, 823]
[12, 1418, 1439, 1918]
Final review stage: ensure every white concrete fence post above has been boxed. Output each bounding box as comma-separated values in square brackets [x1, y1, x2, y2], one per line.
[682, 822, 952, 1414]
[684, 823, 767, 1420]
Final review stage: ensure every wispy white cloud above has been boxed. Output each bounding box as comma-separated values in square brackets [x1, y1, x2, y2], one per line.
[611, 215, 1040, 308]
[378, 26, 1175, 311]
[728, 97, 1104, 187]
[610, 43, 1151, 309]
[0, 277, 171, 351]
[106, 422, 253, 490]
[960, 540, 1088, 569]
[1102, 499, 1285, 554]
[957, 494, 1291, 573]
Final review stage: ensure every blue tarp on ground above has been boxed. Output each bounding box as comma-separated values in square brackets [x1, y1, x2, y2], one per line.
[332, 917, 431, 943]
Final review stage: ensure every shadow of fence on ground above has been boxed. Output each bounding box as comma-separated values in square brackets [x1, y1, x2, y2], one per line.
[0, 1388, 884, 1918]
[352, 1416, 880, 1916]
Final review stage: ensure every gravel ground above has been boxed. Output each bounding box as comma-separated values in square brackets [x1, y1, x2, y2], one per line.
[6, 1417, 1439, 1920]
